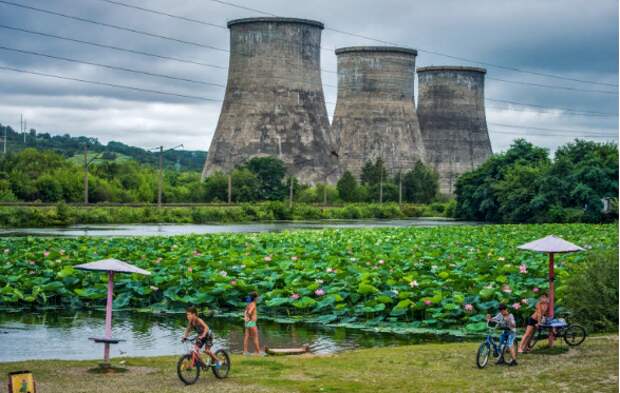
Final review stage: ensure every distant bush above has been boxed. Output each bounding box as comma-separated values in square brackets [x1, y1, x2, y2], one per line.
[563, 249, 619, 332]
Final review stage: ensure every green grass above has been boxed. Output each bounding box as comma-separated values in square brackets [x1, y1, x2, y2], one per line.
[1, 336, 617, 392]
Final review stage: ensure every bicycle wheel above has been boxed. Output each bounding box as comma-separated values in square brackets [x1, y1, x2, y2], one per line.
[177, 354, 200, 385]
[212, 349, 231, 379]
[476, 343, 491, 369]
[563, 324, 587, 346]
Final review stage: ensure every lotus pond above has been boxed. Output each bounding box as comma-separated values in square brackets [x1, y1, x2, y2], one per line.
[0, 224, 616, 335]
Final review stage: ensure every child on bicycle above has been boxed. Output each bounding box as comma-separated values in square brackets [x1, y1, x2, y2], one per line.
[181, 306, 220, 368]
[486, 304, 518, 366]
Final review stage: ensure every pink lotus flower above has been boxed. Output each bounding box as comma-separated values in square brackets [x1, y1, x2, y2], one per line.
[264, 256, 272, 262]
[521, 298, 529, 305]
[502, 284, 512, 293]
[409, 280, 419, 288]
[519, 264, 528, 274]
[230, 280, 237, 286]
[533, 287, 540, 293]
[314, 288, 325, 296]
[219, 271, 228, 277]
[43, 251, 50, 257]
[378, 260, 384, 265]
[512, 303, 521, 310]
[464, 304, 474, 312]
[291, 256, 298, 261]
[187, 267, 193, 273]
[290, 293, 300, 300]
[424, 300, 432, 306]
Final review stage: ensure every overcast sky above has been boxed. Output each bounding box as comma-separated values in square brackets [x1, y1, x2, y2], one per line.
[0, 0, 617, 154]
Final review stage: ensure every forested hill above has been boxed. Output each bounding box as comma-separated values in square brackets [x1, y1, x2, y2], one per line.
[0, 123, 207, 171]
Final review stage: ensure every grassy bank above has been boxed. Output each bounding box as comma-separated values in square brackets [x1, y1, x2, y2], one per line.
[0, 202, 454, 227]
[1, 224, 616, 332]
[1, 336, 617, 392]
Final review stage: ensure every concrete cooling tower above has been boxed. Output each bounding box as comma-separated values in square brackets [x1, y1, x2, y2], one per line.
[331, 46, 426, 178]
[416, 66, 493, 195]
[202, 17, 337, 184]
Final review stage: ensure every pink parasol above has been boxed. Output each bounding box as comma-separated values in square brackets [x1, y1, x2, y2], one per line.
[517, 235, 584, 319]
[75, 259, 150, 366]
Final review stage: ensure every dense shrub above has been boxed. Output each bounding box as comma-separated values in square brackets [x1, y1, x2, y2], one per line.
[562, 249, 619, 332]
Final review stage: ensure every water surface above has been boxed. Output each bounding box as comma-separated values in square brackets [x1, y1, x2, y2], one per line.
[0, 310, 463, 362]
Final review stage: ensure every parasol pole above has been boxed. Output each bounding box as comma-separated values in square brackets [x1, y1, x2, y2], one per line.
[548, 252, 555, 318]
[103, 271, 114, 364]
[548, 252, 556, 346]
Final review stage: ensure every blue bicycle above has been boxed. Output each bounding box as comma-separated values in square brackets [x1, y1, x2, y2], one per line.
[476, 321, 511, 369]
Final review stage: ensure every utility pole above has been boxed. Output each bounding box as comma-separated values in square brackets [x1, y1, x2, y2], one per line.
[379, 168, 383, 204]
[23, 119, 27, 144]
[2, 122, 6, 154]
[158, 146, 163, 208]
[227, 174, 232, 204]
[152, 144, 183, 208]
[84, 144, 89, 204]
[289, 176, 294, 208]
[398, 170, 402, 206]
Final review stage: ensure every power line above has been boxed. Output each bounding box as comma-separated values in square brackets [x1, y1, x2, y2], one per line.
[202, 0, 619, 88]
[0, 0, 230, 52]
[486, 77, 618, 95]
[0, 24, 228, 70]
[489, 122, 618, 137]
[485, 98, 617, 117]
[485, 103, 616, 118]
[94, 0, 228, 30]
[1, 65, 615, 141]
[0, 65, 219, 101]
[490, 130, 618, 139]
[91, 0, 337, 53]
[0, 45, 226, 88]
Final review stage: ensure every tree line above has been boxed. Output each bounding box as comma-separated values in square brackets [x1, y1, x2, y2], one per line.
[0, 148, 440, 204]
[455, 139, 618, 223]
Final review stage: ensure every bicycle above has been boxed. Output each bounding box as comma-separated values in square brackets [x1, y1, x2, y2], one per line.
[177, 335, 231, 385]
[476, 321, 511, 369]
[525, 314, 587, 351]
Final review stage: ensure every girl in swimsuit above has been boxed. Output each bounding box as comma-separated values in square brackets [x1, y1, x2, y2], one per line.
[518, 294, 549, 353]
[243, 291, 262, 355]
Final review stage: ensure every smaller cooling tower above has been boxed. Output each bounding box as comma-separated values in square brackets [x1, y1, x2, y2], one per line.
[416, 66, 493, 195]
[331, 46, 426, 179]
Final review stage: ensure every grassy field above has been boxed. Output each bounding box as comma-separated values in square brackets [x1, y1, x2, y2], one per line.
[1, 336, 617, 393]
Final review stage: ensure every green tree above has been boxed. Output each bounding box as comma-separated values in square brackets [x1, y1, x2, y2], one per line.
[360, 158, 388, 187]
[337, 171, 358, 202]
[245, 156, 287, 200]
[402, 161, 439, 203]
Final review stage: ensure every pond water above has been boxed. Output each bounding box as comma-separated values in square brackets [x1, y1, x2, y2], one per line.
[0, 310, 464, 362]
[0, 218, 480, 237]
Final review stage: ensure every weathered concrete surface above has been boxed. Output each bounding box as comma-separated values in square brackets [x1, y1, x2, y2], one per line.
[416, 66, 493, 195]
[203, 17, 337, 184]
[331, 47, 426, 179]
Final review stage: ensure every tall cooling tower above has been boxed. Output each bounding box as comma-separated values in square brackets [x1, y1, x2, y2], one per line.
[416, 66, 493, 195]
[202, 17, 337, 184]
[331, 46, 426, 178]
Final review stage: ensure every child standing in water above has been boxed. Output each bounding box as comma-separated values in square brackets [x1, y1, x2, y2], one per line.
[243, 291, 262, 355]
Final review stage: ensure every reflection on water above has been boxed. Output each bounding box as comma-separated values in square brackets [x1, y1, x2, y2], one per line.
[0, 219, 480, 238]
[0, 310, 463, 362]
